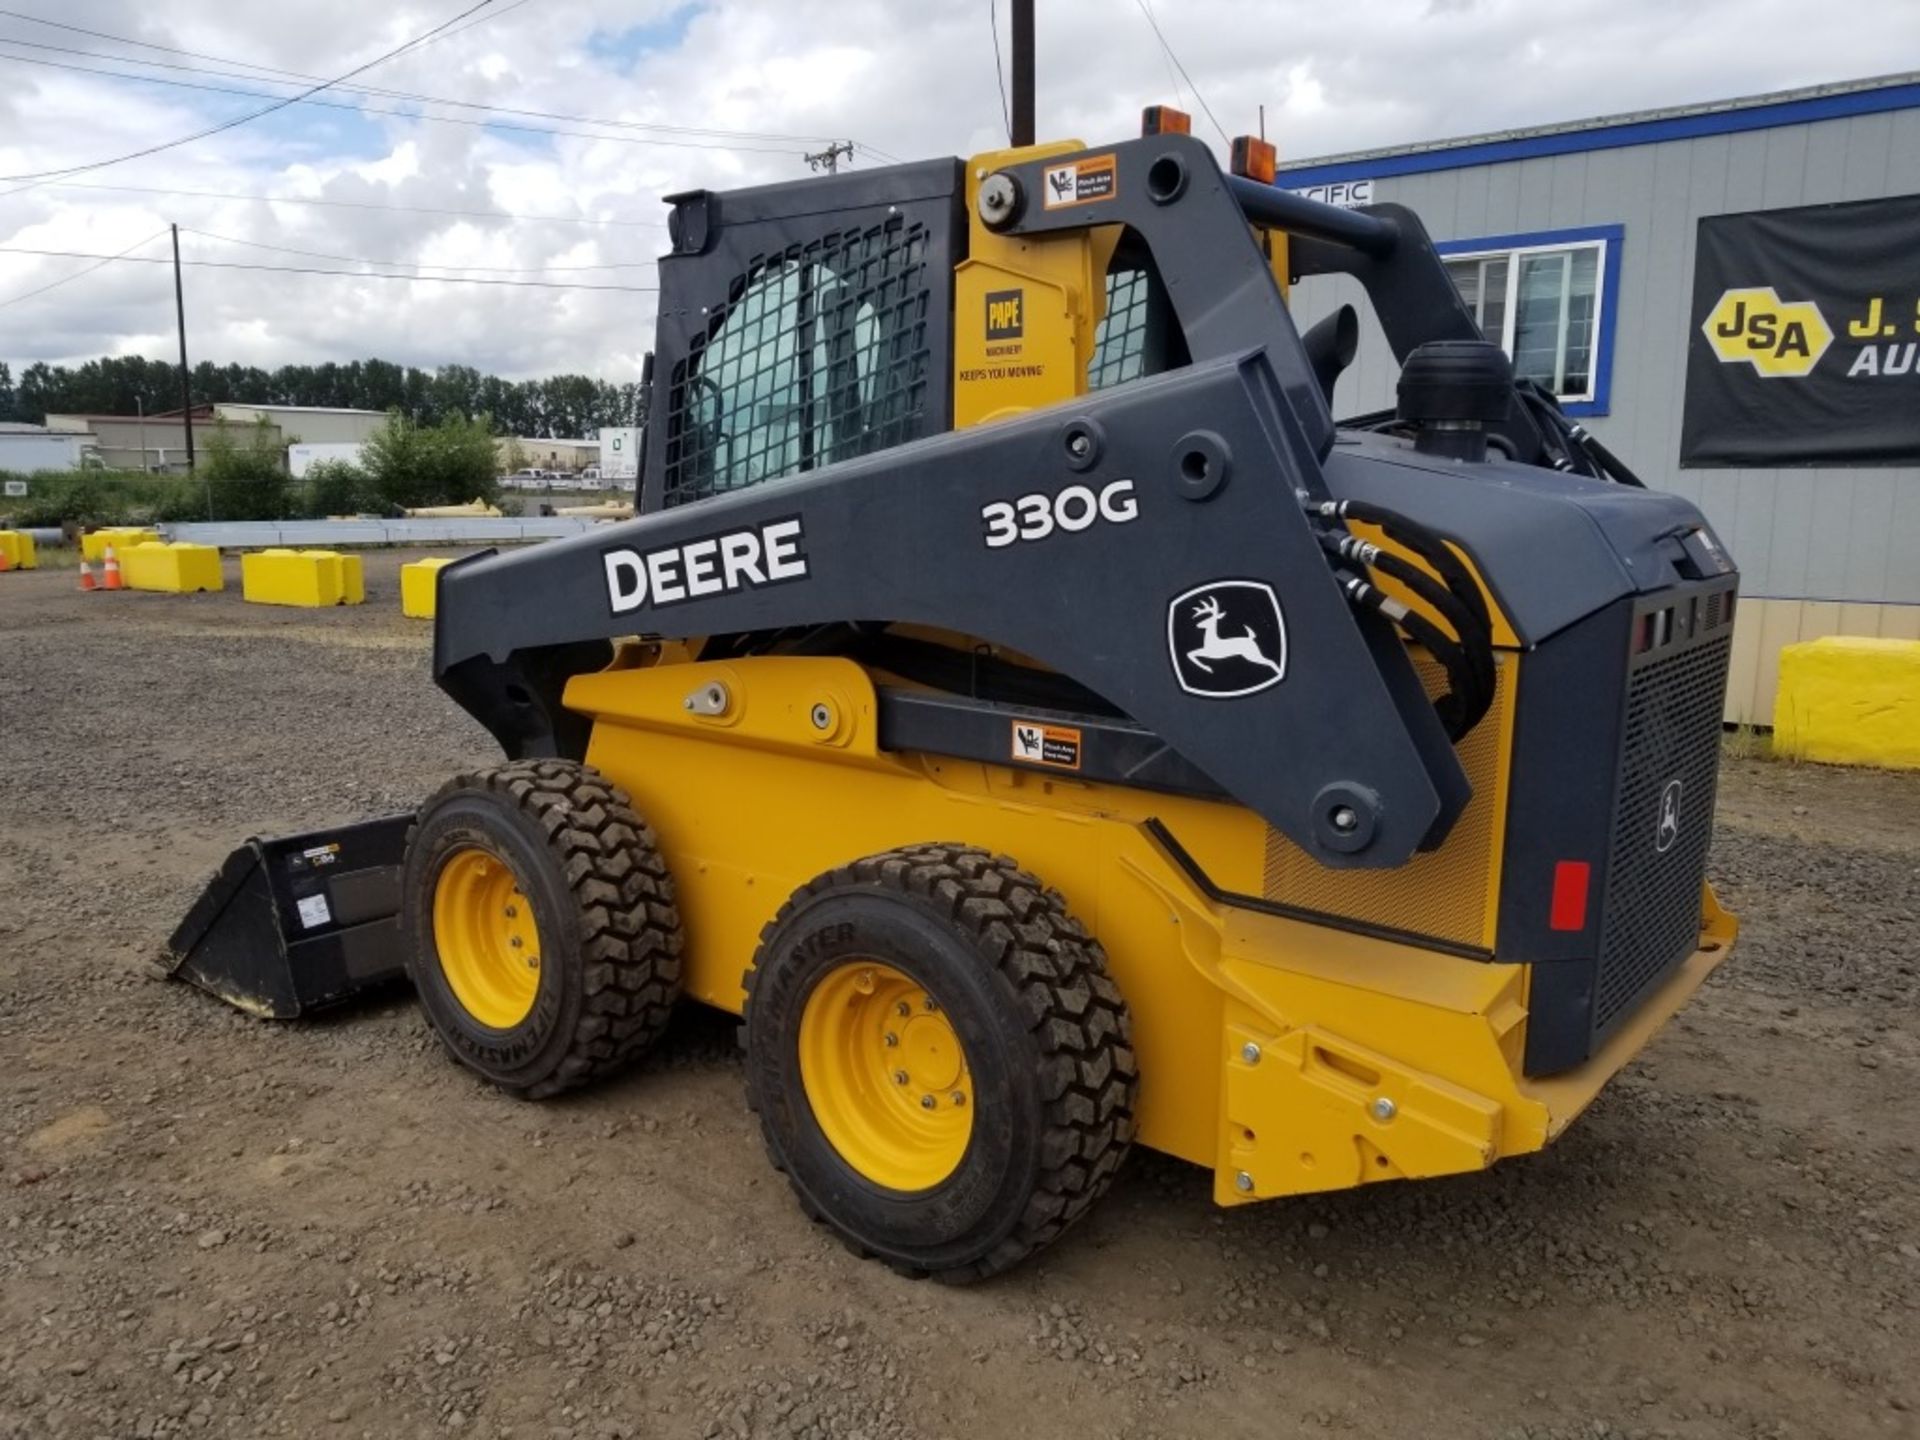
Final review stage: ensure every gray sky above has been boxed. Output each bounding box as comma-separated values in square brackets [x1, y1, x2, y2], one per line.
[1, 0, 1916, 381]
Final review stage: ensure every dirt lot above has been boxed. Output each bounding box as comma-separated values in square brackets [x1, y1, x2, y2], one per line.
[2, 551, 1916, 1440]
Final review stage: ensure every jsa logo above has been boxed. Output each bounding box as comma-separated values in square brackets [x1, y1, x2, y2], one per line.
[1703, 287, 1833, 378]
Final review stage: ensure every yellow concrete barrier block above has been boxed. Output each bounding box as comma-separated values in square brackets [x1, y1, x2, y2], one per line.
[241, 548, 365, 607]
[1774, 636, 1920, 770]
[336, 551, 365, 606]
[0, 530, 38, 570]
[82, 527, 160, 562]
[401, 557, 454, 619]
[121, 540, 225, 594]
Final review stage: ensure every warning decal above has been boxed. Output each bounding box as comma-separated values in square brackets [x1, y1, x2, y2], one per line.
[1010, 720, 1083, 770]
[295, 893, 333, 930]
[1042, 154, 1117, 210]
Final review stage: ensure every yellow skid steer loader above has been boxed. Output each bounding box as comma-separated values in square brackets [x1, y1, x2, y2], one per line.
[169, 124, 1738, 1281]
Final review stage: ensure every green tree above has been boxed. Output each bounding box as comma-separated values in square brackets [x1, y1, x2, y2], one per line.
[198, 416, 289, 519]
[301, 458, 367, 517]
[0, 352, 655, 436]
[360, 410, 501, 511]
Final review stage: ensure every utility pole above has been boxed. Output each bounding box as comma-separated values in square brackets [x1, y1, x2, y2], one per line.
[804, 140, 854, 174]
[1010, 0, 1034, 146]
[171, 223, 195, 475]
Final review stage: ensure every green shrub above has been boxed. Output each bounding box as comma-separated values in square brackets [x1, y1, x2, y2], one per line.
[360, 411, 502, 512]
[198, 417, 290, 520]
[301, 459, 368, 517]
[0, 468, 193, 528]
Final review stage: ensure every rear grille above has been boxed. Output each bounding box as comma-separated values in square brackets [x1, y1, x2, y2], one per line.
[1592, 625, 1732, 1032]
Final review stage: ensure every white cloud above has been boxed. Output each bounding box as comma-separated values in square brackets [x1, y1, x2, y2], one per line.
[0, 0, 1916, 383]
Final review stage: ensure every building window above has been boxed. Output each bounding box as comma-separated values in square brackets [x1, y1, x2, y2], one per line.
[1436, 225, 1622, 417]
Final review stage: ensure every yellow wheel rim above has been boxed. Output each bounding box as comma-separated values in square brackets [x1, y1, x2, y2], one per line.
[431, 847, 542, 1030]
[797, 961, 974, 1192]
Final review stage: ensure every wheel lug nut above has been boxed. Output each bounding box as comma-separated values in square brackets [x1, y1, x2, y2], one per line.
[923, 996, 938, 1012]
[920, 1094, 936, 1110]
[950, 1092, 966, 1107]
[510, 936, 522, 948]
[882, 1032, 898, 1047]
[895, 1001, 911, 1017]
[505, 905, 517, 918]
[893, 1070, 909, 1086]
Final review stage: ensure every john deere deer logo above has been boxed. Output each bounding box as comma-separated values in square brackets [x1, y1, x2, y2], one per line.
[1167, 581, 1288, 699]
[1655, 778, 1684, 854]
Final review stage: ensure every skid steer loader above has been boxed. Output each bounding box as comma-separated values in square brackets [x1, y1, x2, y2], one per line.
[169, 123, 1739, 1281]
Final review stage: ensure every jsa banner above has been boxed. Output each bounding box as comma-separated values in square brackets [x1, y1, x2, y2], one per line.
[1681, 194, 1920, 467]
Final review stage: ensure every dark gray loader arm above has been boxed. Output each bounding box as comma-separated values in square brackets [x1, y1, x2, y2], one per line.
[436, 354, 1463, 870]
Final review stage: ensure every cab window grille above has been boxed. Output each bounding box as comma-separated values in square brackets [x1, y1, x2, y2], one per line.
[1088, 268, 1152, 389]
[664, 218, 930, 507]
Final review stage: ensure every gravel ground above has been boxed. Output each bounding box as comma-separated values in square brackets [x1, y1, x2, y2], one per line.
[1, 551, 1916, 1440]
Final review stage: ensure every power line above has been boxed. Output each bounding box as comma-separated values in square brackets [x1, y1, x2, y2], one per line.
[0, 20, 863, 149]
[0, 0, 504, 183]
[0, 244, 659, 291]
[0, 51, 810, 159]
[987, 1, 1011, 146]
[1129, 0, 1229, 146]
[178, 225, 654, 273]
[0, 226, 167, 308]
[1137, 0, 1191, 113]
[35, 179, 667, 229]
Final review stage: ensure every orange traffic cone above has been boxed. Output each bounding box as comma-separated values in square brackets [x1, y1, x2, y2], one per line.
[79, 558, 99, 592]
[102, 545, 125, 592]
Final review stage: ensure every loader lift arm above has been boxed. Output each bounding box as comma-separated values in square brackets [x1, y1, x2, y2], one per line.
[436, 137, 1489, 871]
[431, 135, 1690, 870]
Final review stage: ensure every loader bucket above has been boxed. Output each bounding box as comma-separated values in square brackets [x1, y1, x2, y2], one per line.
[165, 816, 414, 1018]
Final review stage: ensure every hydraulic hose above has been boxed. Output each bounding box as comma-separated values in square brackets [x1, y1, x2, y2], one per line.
[1312, 497, 1491, 633]
[1321, 532, 1495, 703]
[1567, 421, 1648, 489]
[1333, 571, 1485, 740]
[1313, 499, 1498, 741]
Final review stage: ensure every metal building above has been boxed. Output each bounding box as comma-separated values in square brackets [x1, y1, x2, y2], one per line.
[210, 404, 388, 447]
[1279, 72, 1920, 723]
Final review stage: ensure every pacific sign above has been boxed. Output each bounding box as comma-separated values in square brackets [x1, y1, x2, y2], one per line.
[1285, 178, 1374, 210]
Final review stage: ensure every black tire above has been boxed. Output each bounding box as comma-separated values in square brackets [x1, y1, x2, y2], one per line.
[402, 758, 682, 1099]
[743, 844, 1137, 1282]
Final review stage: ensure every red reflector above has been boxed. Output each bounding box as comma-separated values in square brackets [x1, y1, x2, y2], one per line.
[1549, 861, 1591, 932]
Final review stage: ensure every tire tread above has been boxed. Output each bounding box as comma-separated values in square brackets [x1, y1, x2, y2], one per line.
[742, 843, 1137, 1282]
[409, 758, 682, 1100]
